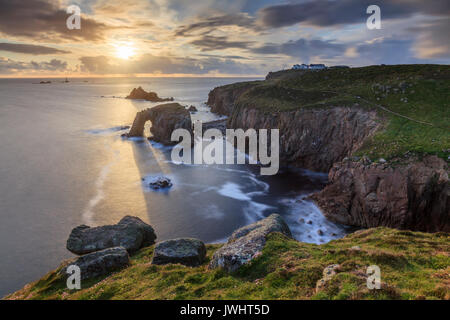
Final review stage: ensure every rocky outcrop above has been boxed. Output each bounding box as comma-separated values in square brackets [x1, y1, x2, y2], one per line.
[316, 264, 340, 293]
[152, 238, 206, 267]
[229, 106, 381, 172]
[67, 216, 157, 255]
[146, 176, 173, 190]
[209, 214, 292, 272]
[187, 105, 198, 112]
[61, 247, 130, 280]
[126, 87, 173, 102]
[207, 83, 258, 116]
[127, 103, 192, 144]
[207, 83, 381, 172]
[311, 156, 449, 232]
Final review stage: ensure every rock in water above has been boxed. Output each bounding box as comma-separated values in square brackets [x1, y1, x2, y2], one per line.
[187, 105, 198, 112]
[147, 176, 173, 190]
[126, 86, 173, 102]
[209, 214, 292, 272]
[66, 216, 157, 255]
[152, 238, 206, 267]
[61, 247, 129, 280]
[127, 103, 192, 143]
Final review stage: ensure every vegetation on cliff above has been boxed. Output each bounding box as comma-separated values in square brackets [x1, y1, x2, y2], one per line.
[218, 65, 450, 162]
[6, 228, 449, 300]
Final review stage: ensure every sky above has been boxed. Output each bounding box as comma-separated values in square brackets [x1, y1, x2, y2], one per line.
[0, 0, 449, 77]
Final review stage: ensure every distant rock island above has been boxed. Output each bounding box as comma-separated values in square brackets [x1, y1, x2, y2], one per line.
[126, 86, 174, 102]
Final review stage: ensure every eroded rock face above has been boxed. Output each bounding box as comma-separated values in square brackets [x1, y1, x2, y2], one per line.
[126, 87, 173, 102]
[311, 156, 449, 232]
[67, 216, 157, 255]
[152, 238, 206, 267]
[229, 106, 381, 173]
[209, 214, 292, 272]
[127, 103, 192, 144]
[61, 247, 129, 280]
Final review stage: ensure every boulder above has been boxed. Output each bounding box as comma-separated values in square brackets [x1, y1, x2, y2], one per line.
[127, 103, 192, 143]
[61, 247, 129, 280]
[187, 105, 198, 112]
[67, 216, 156, 255]
[152, 238, 206, 267]
[147, 176, 173, 190]
[209, 214, 292, 272]
[126, 86, 173, 102]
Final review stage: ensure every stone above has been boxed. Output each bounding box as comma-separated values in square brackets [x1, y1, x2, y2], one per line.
[316, 264, 340, 293]
[126, 86, 173, 102]
[147, 176, 173, 190]
[67, 216, 157, 255]
[61, 247, 129, 280]
[187, 105, 198, 112]
[152, 238, 206, 267]
[317, 229, 324, 236]
[127, 103, 192, 143]
[209, 214, 292, 272]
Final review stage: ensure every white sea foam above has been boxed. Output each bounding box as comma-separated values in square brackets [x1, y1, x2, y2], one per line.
[217, 182, 251, 201]
[82, 147, 120, 226]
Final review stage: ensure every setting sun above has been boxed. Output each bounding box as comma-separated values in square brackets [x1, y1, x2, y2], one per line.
[115, 45, 135, 59]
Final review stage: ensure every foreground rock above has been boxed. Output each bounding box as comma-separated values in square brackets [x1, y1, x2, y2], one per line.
[127, 103, 192, 143]
[126, 87, 173, 102]
[67, 216, 157, 255]
[61, 247, 129, 280]
[311, 155, 449, 232]
[152, 238, 206, 267]
[209, 214, 292, 272]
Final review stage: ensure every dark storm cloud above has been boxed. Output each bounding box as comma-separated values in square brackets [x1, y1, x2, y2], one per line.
[189, 36, 254, 51]
[0, 0, 109, 41]
[258, 0, 450, 28]
[252, 38, 346, 60]
[0, 43, 70, 55]
[79, 54, 259, 75]
[408, 18, 450, 59]
[175, 13, 259, 37]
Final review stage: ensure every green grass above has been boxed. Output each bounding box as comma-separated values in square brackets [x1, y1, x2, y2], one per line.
[5, 228, 449, 300]
[229, 65, 450, 161]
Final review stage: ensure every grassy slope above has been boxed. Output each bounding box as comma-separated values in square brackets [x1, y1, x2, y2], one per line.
[6, 228, 449, 300]
[233, 65, 450, 161]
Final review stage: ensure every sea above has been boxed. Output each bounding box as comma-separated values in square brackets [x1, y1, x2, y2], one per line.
[0, 77, 349, 296]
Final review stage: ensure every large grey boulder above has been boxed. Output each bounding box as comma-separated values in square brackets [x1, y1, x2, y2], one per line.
[209, 214, 292, 272]
[61, 247, 129, 280]
[152, 238, 206, 267]
[67, 216, 156, 255]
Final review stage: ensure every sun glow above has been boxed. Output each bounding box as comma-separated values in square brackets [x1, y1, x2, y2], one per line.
[115, 45, 136, 60]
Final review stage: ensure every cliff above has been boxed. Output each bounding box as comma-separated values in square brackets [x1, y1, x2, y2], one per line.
[206, 65, 450, 231]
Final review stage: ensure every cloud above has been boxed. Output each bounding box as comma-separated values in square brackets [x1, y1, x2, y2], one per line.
[0, 57, 68, 74]
[258, 0, 450, 28]
[175, 13, 258, 36]
[79, 54, 260, 75]
[252, 38, 347, 61]
[189, 35, 253, 51]
[0, 43, 70, 55]
[409, 18, 450, 59]
[0, 0, 110, 41]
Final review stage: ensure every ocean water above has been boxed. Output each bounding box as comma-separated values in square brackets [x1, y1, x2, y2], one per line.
[0, 77, 348, 296]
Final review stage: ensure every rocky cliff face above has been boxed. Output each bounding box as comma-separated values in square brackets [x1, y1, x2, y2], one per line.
[206, 82, 449, 232]
[207, 83, 258, 116]
[208, 84, 382, 172]
[311, 156, 449, 232]
[229, 106, 381, 173]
